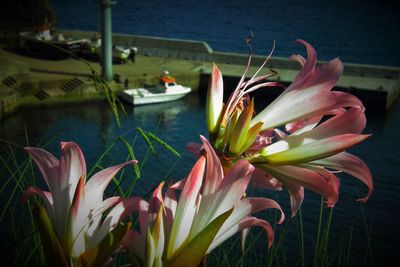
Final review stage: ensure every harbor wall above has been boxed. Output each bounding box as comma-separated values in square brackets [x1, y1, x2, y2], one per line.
[1, 30, 399, 118]
[61, 29, 400, 79]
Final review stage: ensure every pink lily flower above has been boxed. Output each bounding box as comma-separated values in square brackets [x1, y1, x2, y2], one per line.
[202, 39, 373, 216]
[22, 141, 145, 266]
[250, 107, 372, 216]
[122, 136, 284, 267]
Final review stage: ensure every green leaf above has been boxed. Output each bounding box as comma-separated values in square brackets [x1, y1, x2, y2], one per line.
[136, 127, 156, 156]
[118, 136, 141, 178]
[34, 203, 69, 267]
[166, 208, 233, 267]
[147, 132, 181, 157]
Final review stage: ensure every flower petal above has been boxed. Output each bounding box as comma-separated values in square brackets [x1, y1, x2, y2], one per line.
[240, 217, 275, 249]
[264, 134, 371, 165]
[24, 146, 59, 193]
[147, 182, 165, 230]
[22, 186, 55, 222]
[253, 89, 362, 131]
[289, 39, 317, 89]
[34, 204, 69, 266]
[85, 160, 136, 206]
[59, 142, 86, 216]
[151, 205, 165, 264]
[206, 63, 224, 133]
[285, 114, 322, 134]
[185, 142, 203, 157]
[306, 107, 366, 138]
[251, 168, 283, 191]
[229, 99, 255, 155]
[311, 152, 373, 202]
[164, 183, 178, 247]
[201, 135, 224, 195]
[209, 197, 284, 252]
[167, 156, 205, 258]
[86, 196, 123, 244]
[167, 209, 232, 266]
[282, 182, 305, 217]
[190, 159, 254, 240]
[67, 175, 86, 257]
[251, 39, 366, 131]
[93, 196, 148, 246]
[259, 164, 340, 210]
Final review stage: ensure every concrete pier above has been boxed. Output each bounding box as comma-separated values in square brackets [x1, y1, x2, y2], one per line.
[1, 30, 399, 118]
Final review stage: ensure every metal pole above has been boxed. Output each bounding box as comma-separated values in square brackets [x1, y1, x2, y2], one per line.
[100, 0, 115, 81]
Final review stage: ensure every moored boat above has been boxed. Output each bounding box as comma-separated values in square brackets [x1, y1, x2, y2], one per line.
[121, 80, 191, 105]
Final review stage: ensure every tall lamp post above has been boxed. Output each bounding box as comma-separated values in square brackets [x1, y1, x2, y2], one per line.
[100, 0, 115, 81]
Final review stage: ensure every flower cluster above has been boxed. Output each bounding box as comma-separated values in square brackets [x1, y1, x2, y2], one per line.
[203, 39, 373, 216]
[22, 142, 145, 266]
[121, 136, 283, 266]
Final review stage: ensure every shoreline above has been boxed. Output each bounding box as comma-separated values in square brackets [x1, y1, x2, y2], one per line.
[1, 30, 399, 118]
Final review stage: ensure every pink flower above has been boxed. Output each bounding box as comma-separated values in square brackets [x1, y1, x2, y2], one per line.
[202, 39, 373, 216]
[22, 142, 145, 266]
[122, 136, 284, 266]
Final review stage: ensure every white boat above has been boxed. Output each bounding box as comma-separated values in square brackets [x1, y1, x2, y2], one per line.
[121, 81, 191, 105]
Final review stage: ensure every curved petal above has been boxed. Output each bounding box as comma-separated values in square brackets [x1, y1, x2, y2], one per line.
[289, 39, 317, 89]
[253, 89, 363, 131]
[264, 134, 371, 165]
[59, 142, 86, 204]
[151, 206, 165, 264]
[67, 176, 86, 257]
[164, 184, 178, 247]
[185, 142, 203, 157]
[24, 147, 59, 193]
[289, 54, 306, 67]
[201, 135, 224, 195]
[208, 197, 283, 252]
[93, 196, 148, 246]
[229, 100, 254, 155]
[167, 209, 232, 266]
[307, 107, 367, 138]
[86, 160, 137, 204]
[146, 182, 165, 231]
[286, 114, 322, 134]
[311, 152, 373, 202]
[251, 168, 283, 191]
[170, 179, 186, 190]
[167, 156, 206, 258]
[247, 129, 273, 152]
[240, 217, 275, 249]
[22, 186, 55, 222]
[282, 182, 304, 217]
[206, 63, 224, 133]
[251, 46, 365, 131]
[190, 159, 254, 240]
[259, 164, 340, 209]
[86, 196, 123, 243]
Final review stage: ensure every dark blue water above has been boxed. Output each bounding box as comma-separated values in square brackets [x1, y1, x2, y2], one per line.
[50, 0, 400, 67]
[1, 0, 400, 265]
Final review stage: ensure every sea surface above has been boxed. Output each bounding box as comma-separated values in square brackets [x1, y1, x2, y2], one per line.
[49, 0, 400, 67]
[1, 0, 400, 265]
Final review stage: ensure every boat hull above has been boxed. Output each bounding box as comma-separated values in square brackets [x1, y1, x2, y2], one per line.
[121, 87, 191, 106]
